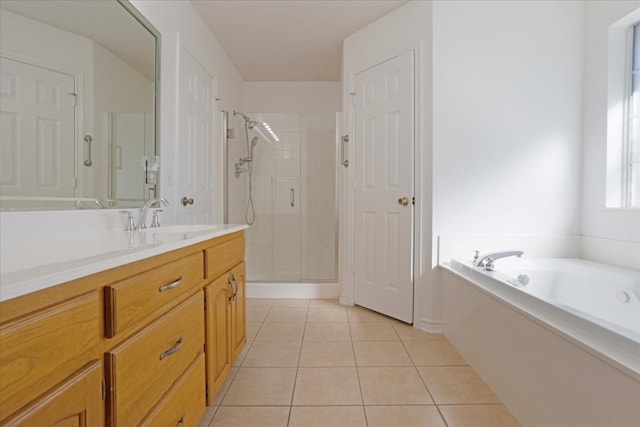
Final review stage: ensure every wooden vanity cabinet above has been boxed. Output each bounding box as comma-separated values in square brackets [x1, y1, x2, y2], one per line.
[0, 229, 245, 426]
[203, 233, 246, 405]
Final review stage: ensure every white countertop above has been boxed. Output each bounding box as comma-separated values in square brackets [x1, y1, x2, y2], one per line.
[0, 224, 248, 303]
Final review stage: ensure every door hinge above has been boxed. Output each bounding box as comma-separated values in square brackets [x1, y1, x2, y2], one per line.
[101, 378, 106, 400]
[412, 197, 415, 205]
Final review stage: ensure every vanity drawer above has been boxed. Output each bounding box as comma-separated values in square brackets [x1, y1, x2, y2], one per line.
[205, 234, 245, 280]
[140, 352, 206, 427]
[105, 291, 204, 427]
[104, 252, 203, 338]
[0, 292, 99, 420]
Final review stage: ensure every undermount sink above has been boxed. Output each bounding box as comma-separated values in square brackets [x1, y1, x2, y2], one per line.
[143, 224, 221, 233]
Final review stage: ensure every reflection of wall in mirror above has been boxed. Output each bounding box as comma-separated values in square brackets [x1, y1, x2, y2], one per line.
[0, 8, 153, 203]
[110, 112, 154, 203]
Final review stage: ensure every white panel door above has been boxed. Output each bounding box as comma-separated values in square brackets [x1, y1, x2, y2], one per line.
[353, 51, 414, 323]
[177, 47, 216, 224]
[0, 57, 76, 197]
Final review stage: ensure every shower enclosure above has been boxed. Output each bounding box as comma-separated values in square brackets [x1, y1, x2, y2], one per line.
[226, 112, 337, 282]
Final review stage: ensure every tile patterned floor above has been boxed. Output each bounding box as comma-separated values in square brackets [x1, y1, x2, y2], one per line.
[199, 299, 522, 427]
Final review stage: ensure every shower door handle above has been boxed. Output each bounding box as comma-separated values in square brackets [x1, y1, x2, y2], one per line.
[290, 188, 295, 207]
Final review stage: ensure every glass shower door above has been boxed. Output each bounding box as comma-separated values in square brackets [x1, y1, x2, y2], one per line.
[228, 112, 336, 282]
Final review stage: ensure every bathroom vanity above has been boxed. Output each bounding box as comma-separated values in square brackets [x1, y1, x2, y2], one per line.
[0, 226, 247, 426]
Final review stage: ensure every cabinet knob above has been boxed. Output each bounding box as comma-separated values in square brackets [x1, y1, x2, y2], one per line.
[181, 196, 194, 206]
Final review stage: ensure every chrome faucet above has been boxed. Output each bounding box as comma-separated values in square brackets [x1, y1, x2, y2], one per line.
[473, 250, 524, 271]
[137, 197, 170, 229]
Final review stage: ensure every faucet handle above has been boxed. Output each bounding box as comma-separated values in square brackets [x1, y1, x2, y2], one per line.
[472, 250, 479, 264]
[119, 210, 137, 231]
[150, 209, 163, 228]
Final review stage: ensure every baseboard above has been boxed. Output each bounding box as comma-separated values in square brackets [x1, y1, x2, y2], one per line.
[418, 317, 442, 334]
[246, 282, 341, 299]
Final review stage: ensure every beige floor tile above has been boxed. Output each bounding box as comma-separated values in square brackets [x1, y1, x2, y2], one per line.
[349, 322, 399, 341]
[309, 299, 343, 308]
[197, 405, 218, 427]
[265, 307, 308, 323]
[289, 406, 367, 427]
[255, 321, 305, 341]
[293, 367, 362, 406]
[211, 367, 239, 406]
[307, 307, 348, 322]
[246, 322, 262, 342]
[272, 298, 310, 308]
[439, 404, 522, 427]
[403, 339, 467, 366]
[392, 322, 447, 342]
[246, 307, 270, 323]
[221, 367, 297, 406]
[358, 367, 433, 405]
[347, 306, 392, 323]
[299, 341, 356, 367]
[304, 322, 351, 341]
[353, 341, 412, 366]
[242, 341, 301, 367]
[247, 298, 275, 308]
[365, 405, 447, 427]
[210, 406, 290, 427]
[418, 366, 501, 404]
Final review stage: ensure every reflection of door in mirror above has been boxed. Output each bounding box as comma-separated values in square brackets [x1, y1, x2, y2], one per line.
[1, 56, 76, 198]
[109, 112, 155, 206]
[0, 1, 158, 211]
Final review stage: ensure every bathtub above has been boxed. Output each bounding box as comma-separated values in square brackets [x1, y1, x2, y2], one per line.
[441, 257, 640, 426]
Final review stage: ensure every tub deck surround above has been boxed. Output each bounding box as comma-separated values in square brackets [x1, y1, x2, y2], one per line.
[442, 258, 640, 378]
[440, 257, 640, 427]
[0, 223, 248, 302]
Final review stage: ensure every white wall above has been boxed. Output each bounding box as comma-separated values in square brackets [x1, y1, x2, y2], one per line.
[433, 0, 584, 239]
[130, 0, 244, 224]
[342, 1, 433, 327]
[244, 81, 341, 113]
[581, 1, 640, 243]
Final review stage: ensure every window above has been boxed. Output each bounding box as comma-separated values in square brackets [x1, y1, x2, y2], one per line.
[625, 24, 640, 207]
[606, 10, 640, 209]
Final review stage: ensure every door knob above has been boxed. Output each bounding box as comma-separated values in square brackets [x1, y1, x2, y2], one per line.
[398, 197, 410, 206]
[181, 196, 194, 206]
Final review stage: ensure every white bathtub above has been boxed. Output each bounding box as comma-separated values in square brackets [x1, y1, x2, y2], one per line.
[442, 257, 640, 426]
[451, 257, 640, 347]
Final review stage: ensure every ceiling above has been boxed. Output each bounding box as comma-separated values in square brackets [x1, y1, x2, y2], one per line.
[191, 0, 408, 81]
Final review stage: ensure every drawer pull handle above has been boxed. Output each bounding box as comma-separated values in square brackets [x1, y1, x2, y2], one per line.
[159, 276, 183, 292]
[160, 336, 184, 360]
[177, 412, 186, 426]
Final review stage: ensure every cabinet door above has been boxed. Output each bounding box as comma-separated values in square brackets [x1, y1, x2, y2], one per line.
[2, 360, 103, 427]
[204, 275, 231, 405]
[229, 262, 246, 363]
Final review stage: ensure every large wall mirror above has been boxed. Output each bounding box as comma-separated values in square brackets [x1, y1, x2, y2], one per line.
[0, 0, 159, 210]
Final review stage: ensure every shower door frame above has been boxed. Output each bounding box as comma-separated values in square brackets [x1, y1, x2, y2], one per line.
[223, 111, 340, 283]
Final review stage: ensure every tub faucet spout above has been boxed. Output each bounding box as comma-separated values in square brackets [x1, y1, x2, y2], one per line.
[473, 250, 524, 271]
